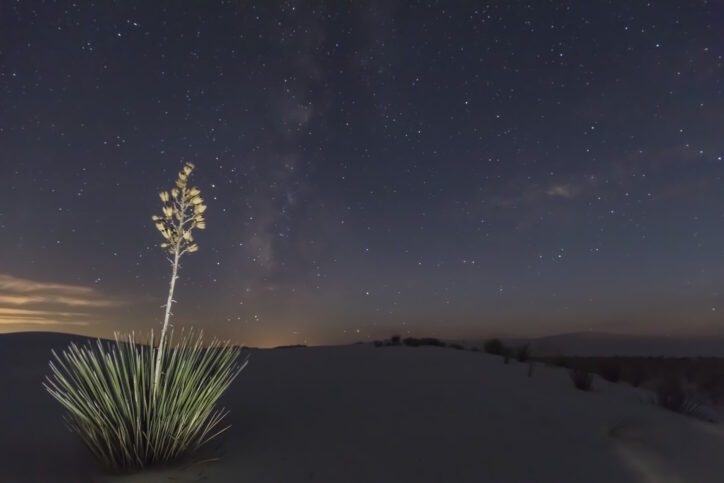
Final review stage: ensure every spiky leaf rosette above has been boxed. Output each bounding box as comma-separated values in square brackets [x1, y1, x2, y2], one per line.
[152, 162, 206, 256]
[44, 331, 247, 470]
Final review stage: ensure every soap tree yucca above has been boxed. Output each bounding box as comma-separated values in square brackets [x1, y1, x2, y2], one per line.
[45, 163, 247, 471]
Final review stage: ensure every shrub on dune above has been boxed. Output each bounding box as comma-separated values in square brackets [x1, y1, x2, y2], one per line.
[403, 337, 446, 347]
[625, 364, 648, 387]
[653, 378, 710, 421]
[599, 362, 622, 382]
[514, 344, 531, 362]
[699, 373, 724, 404]
[570, 368, 594, 391]
[551, 353, 569, 368]
[45, 331, 246, 470]
[483, 338, 505, 356]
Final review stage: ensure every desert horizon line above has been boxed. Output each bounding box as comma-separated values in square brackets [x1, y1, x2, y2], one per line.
[4, 327, 724, 350]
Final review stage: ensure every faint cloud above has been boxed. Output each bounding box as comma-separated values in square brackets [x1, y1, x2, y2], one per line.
[546, 184, 580, 199]
[0, 274, 93, 295]
[491, 180, 585, 208]
[0, 308, 89, 326]
[0, 274, 121, 328]
[0, 293, 118, 307]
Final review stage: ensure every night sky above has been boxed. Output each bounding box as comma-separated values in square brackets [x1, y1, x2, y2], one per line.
[1, 1, 723, 347]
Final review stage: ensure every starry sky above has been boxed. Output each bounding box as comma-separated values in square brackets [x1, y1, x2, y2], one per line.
[1, 1, 723, 347]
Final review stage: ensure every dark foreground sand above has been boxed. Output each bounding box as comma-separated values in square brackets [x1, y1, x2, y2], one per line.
[2, 332, 724, 483]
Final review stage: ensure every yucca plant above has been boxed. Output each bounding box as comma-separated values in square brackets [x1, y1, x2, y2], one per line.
[45, 330, 247, 470]
[45, 163, 248, 470]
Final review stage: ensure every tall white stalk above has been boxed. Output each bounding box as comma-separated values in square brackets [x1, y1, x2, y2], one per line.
[152, 163, 206, 396]
[154, 243, 180, 394]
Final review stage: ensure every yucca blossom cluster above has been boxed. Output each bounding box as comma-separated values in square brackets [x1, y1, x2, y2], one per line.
[152, 162, 206, 256]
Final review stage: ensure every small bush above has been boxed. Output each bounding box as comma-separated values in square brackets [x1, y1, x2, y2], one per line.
[373, 340, 384, 347]
[600, 362, 622, 383]
[552, 354, 569, 368]
[653, 378, 709, 420]
[625, 365, 648, 387]
[403, 337, 446, 347]
[654, 379, 687, 411]
[515, 344, 531, 363]
[699, 374, 724, 404]
[45, 331, 247, 470]
[570, 369, 594, 391]
[390, 335, 401, 346]
[483, 338, 505, 356]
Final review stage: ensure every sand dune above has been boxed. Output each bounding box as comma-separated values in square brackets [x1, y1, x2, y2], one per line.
[1, 332, 723, 482]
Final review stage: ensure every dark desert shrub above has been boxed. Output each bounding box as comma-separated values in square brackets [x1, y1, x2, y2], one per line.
[551, 353, 569, 368]
[373, 340, 384, 347]
[483, 338, 505, 356]
[390, 335, 402, 346]
[599, 362, 622, 383]
[515, 344, 531, 362]
[424, 337, 446, 347]
[699, 373, 724, 404]
[625, 365, 648, 387]
[654, 378, 687, 411]
[403, 337, 446, 347]
[653, 378, 710, 421]
[570, 369, 594, 391]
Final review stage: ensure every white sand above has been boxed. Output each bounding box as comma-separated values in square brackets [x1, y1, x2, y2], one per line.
[2, 332, 724, 482]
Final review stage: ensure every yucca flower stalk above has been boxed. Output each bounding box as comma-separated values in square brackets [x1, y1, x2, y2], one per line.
[152, 162, 207, 395]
